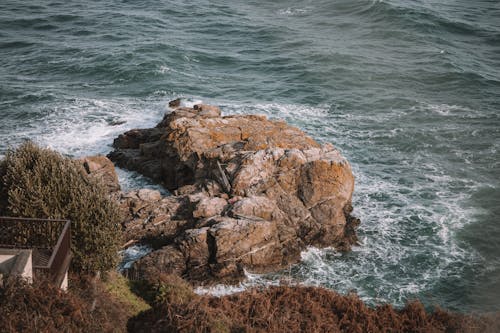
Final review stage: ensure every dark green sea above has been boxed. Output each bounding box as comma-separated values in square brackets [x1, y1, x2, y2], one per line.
[1, 0, 499, 313]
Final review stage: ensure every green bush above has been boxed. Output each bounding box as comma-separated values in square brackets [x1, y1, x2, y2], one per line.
[0, 142, 122, 273]
[131, 272, 195, 307]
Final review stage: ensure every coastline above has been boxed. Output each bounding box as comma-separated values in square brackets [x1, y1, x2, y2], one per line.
[78, 98, 500, 331]
[1, 101, 498, 332]
[2, 0, 499, 313]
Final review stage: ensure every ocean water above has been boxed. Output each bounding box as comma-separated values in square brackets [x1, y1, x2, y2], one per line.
[1, 0, 499, 312]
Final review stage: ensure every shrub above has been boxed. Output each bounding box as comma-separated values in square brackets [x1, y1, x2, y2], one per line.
[0, 142, 122, 273]
[130, 272, 195, 307]
[0, 277, 92, 332]
[129, 285, 498, 333]
[0, 274, 137, 333]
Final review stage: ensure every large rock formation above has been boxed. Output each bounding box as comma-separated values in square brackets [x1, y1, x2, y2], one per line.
[108, 101, 359, 284]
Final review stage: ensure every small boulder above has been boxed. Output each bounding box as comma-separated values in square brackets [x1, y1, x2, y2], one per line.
[80, 155, 120, 192]
[193, 197, 228, 218]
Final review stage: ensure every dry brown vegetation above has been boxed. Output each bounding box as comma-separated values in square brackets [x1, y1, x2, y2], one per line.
[129, 283, 499, 333]
[0, 273, 144, 333]
[1, 272, 498, 333]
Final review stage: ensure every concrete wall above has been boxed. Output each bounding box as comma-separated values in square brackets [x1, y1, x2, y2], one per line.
[0, 253, 17, 273]
[0, 249, 33, 282]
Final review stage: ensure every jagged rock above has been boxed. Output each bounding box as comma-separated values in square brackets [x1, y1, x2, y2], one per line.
[118, 190, 193, 243]
[168, 98, 181, 108]
[137, 189, 162, 202]
[110, 100, 359, 284]
[208, 217, 281, 269]
[133, 245, 186, 277]
[80, 155, 120, 192]
[229, 196, 283, 221]
[192, 196, 228, 218]
[193, 103, 221, 118]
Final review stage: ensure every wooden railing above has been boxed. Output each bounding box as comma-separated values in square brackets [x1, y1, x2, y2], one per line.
[0, 217, 71, 286]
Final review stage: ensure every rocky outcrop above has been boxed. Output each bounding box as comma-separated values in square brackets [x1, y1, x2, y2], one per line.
[108, 100, 359, 284]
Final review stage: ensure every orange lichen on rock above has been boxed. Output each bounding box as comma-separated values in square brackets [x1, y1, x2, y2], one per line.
[108, 101, 359, 283]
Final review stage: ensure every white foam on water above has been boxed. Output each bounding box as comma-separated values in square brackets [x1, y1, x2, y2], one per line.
[277, 7, 312, 17]
[221, 101, 329, 119]
[0, 95, 176, 197]
[194, 270, 280, 297]
[155, 64, 204, 79]
[427, 104, 458, 116]
[308, 156, 482, 307]
[6, 97, 166, 157]
[116, 167, 169, 195]
[157, 65, 172, 74]
[195, 284, 247, 297]
[412, 102, 485, 120]
[182, 98, 204, 108]
[118, 244, 153, 271]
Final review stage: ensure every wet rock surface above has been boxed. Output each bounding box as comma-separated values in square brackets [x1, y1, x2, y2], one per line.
[107, 101, 360, 284]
